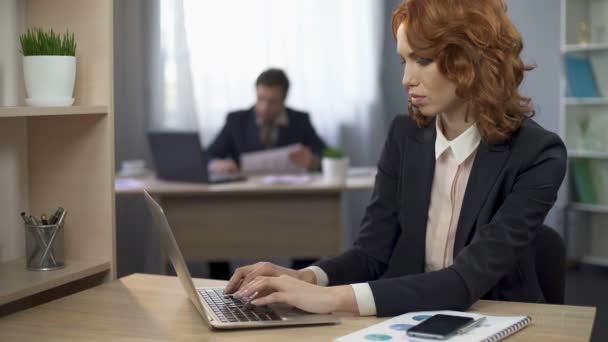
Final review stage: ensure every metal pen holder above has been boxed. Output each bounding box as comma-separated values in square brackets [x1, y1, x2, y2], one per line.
[25, 220, 65, 271]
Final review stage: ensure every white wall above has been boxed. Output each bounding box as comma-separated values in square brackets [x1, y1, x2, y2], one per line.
[0, 0, 24, 106]
[0, 0, 27, 263]
[0, 118, 28, 263]
[507, 0, 563, 230]
[507, 0, 561, 135]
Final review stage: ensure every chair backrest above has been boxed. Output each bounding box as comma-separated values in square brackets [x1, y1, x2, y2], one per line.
[534, 225, 566, 304]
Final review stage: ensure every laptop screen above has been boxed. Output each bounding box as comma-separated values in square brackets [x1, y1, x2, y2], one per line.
[143, 190, 213, 326]
[147, 131, 209, 182]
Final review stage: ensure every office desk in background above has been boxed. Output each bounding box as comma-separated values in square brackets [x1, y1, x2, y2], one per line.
[0, 274, 596, 341]
[115, 167, 375, 274]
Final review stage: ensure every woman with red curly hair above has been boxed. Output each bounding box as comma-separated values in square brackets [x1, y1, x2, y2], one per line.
[226, 0, 567, 316]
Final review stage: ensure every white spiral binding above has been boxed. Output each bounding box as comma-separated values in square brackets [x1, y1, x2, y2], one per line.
[481, 316, 532, 342]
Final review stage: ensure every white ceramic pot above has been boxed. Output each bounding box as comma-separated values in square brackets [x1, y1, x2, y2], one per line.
[322, 157, 349, 184]
[23, 56, 76, 106]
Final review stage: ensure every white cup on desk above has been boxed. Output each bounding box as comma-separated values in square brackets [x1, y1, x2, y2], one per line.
[322, 157, 349, 184]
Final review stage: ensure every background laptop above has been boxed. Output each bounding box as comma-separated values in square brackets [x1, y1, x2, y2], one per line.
[143, 190, 339, 329]
[147, 131, 244, 183]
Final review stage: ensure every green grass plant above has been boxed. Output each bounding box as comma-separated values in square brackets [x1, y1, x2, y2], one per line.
[19, 28, 76, 56]
[322, 147, 346, 159]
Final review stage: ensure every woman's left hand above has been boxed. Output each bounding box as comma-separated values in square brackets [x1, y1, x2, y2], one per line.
[233, 274, 356, 314]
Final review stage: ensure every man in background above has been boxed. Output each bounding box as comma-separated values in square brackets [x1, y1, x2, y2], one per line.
[208, 68, 327, 174]
[206, 68, 327, 279]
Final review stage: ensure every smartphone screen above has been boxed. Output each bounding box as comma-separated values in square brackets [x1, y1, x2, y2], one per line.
[406, 314, 474, 340]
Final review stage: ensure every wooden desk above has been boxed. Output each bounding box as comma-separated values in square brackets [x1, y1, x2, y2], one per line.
[0, 274, 596, 341]
[115, 168, 375, 271]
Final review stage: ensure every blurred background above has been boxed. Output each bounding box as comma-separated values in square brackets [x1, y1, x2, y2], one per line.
[1, 0, 605, 340]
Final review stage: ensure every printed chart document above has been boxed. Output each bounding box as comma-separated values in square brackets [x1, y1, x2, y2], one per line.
[241, 144, 306, 175]
[334, 310, 530, 342]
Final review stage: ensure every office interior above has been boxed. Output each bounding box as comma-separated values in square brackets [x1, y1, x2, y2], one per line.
[0, 0, 607, 341]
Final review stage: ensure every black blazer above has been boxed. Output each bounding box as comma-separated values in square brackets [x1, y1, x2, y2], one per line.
[207, 107, 327, 164]
[315, 115, 567, 317]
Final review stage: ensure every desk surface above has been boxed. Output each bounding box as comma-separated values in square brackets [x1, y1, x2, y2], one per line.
[115, 167, 376, 195]
[0, 274, 596, 341]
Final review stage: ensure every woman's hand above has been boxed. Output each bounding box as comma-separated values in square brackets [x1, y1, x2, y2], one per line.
[234, 274, 357, 314]
[224, 262, 317, 294]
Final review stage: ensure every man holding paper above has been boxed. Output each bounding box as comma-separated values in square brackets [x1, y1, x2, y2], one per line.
[208, 68, 327, 175]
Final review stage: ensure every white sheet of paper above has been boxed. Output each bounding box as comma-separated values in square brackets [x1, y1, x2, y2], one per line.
[115, 178, 147, 189]
[240, 144, 306, 175]
[259, 174, 313, 185]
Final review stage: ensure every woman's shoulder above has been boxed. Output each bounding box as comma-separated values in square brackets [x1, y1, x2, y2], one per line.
[387, 114, 431, 141]
[510, 118, 563, 147]
[507, 118, 567, 162]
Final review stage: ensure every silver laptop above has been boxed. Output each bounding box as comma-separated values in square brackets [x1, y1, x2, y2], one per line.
[143, 190, 340, 329]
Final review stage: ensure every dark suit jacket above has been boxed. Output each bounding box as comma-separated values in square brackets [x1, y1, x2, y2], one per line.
[315, 115, 567, 317]
[207, 107, 327, 164]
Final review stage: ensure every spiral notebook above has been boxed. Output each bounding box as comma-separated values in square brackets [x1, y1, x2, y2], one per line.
[334, 310, 531, 342]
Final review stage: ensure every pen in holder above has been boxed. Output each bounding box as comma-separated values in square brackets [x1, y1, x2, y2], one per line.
[23, 208, 66, 271]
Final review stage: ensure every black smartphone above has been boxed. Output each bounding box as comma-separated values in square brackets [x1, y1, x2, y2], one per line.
[406, 314, 474, 340]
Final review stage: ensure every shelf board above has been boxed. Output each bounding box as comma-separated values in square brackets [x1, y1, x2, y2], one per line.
[565, 98, 608, 106]
[569, 203, 608, 214]
[562, 43, 608, 53]
[0, 106, 108, 118]
[0, 258, 111, 306]
[569, 150, 608, 159]
[581, 255, 608, 267]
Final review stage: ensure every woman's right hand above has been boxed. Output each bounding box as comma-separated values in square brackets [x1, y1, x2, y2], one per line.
[224, 262, 317, 294]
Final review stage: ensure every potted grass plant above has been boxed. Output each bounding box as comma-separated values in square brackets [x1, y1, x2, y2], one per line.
[19, 28, 76, 106]
[321, 147, 349, 184]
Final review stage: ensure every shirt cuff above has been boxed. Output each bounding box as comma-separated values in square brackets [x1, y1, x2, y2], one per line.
[351, 283, 377, 316]
[304, 266, 329, 286]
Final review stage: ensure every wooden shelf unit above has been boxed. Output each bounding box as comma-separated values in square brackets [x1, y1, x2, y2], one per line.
[562, 42, 608, 53]
[0, 0, 115, 312]
[570, 202, 608, 214]
[569, 150, 608, 159]
[0, 258, 111, 306]
[565, 97, 608, 106]
[561, 0, 608, 266]
[581, 255, 608, 267]
[0, 105, 108, 118]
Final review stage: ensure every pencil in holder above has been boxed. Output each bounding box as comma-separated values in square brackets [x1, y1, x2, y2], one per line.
[24, 212, 66, 271]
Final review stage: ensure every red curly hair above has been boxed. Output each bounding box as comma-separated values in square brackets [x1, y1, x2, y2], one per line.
[392, 0, 535, 144]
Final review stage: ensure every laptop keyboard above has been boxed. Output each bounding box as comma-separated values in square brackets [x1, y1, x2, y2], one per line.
[198, 289, 282, 323]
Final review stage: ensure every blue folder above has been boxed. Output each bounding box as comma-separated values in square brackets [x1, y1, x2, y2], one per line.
[565, 55, 599, 98]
